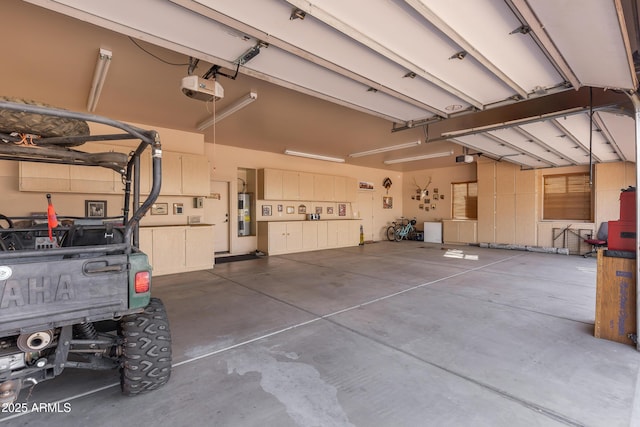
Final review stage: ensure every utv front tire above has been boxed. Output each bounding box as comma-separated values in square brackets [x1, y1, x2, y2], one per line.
[119, 297, 172, 396]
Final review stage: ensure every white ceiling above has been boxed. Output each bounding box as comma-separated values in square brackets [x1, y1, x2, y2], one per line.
[20, 0, 640, 170]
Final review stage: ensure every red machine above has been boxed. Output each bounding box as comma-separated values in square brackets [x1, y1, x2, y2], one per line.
[608, 187, 636, 252]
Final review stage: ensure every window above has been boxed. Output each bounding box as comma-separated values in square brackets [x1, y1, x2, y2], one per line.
[452, 181, 477, 219]
[543, 173, 592, 220]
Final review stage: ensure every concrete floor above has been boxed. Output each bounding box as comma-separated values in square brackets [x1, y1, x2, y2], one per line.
[2, 242, 639, 426]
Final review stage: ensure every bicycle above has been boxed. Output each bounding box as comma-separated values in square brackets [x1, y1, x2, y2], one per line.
[386, 217, 417, 242]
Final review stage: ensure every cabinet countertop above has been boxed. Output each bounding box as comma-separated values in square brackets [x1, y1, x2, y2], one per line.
[141, 224, 214, 228]
[258, 219, 361, 222]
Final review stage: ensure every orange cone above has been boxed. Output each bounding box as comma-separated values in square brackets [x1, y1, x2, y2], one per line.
[46, 193, 58, 241]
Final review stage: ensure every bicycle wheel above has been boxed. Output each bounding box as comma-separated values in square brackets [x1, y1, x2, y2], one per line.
[394, 227, 403, 242]
[408, 227, 417, 241]
[386, 225, 397, 241]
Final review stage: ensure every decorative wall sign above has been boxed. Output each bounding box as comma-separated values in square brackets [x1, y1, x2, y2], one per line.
[382, 177, 392, 194]
[150, 202, 168, 215]
[359, 181, 374, 191]
[298, 205, 307, 214]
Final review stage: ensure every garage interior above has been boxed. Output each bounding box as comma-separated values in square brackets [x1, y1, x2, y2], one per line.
[2, 0, 640, 425]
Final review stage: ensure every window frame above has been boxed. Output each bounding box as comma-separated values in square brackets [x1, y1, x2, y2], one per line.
[451, 181, 478, 220]
[542, 172, 593, 221]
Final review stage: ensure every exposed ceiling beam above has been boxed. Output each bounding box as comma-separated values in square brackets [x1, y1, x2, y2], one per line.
[426, 87, 631, 141]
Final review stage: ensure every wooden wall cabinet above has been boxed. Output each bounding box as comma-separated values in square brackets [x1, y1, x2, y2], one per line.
[258, 220, 359, 255]
[259, 169, 283, 200]
[19, 146, 210, 196]
[443, 220, 478, 244]
[158, 152, 210, 196]
[139, 225, 214, 276]
[258, 168, 356, 202]
[313, 174, 334, 201]
[258, 221, 303, 254]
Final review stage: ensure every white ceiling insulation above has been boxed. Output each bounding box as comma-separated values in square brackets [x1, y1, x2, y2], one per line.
[25, 0, 639, 169]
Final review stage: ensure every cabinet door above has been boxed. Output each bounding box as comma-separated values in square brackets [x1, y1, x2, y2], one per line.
[327, 221, 338, 247]
[282, 170, 300, 200]
[186, 226, 214, 268]
[337, 221, 354, 246]
[152, 227, 186, 275]
[314, 174, 334, 201]
[161, 152, 183, 195]
[317, 221, 328, 248]
[458, 221, 478, 243]
[299, 172, 315, 200]
[262, 169, 284, 200]
[442, 221, 459, 243]
[138, 228, 154, 266]
[268, 222, 288, 254]
[302, 221, 318, 249]
[286, 222, 303, 251]
[181, 154, 210, 196]
[345, 177, 357, 202]
[334, 176, 347, 201]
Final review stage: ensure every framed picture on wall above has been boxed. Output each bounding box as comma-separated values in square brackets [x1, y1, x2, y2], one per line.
[286, 206, 295, 214]
[85, 200, 107, 218]
[383, 196, 393, 209]
[277, 204, 283, 212]
[327, 207, 334, 214]
[298, 205, 307, 214]
[338, 203, 346, 216]
[262, 205, 272, 216]
[315, 206, 322, 214]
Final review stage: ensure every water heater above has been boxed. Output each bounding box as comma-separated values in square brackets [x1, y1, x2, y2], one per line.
[238, 193, 251, 236]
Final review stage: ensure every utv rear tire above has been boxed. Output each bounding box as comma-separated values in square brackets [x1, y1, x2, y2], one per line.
[119, 297, 172, 396]
[0, 97, 89, 146]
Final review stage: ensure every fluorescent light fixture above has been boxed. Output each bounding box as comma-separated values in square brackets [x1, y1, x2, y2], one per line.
[348, 140, 421, 158]
[87, 48, 112, 112]
[383, 151, 453, 165]
[284, 150, 345, 163]
[196, 92, 258, 131]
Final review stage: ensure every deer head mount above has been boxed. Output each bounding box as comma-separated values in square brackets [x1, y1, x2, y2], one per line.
[413, 176, 432, 198]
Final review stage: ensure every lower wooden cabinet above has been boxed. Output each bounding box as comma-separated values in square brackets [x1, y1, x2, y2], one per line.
[139, 225, 214, 276]
[258, 220, 360, 255]
[442, 220, 478, 244]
